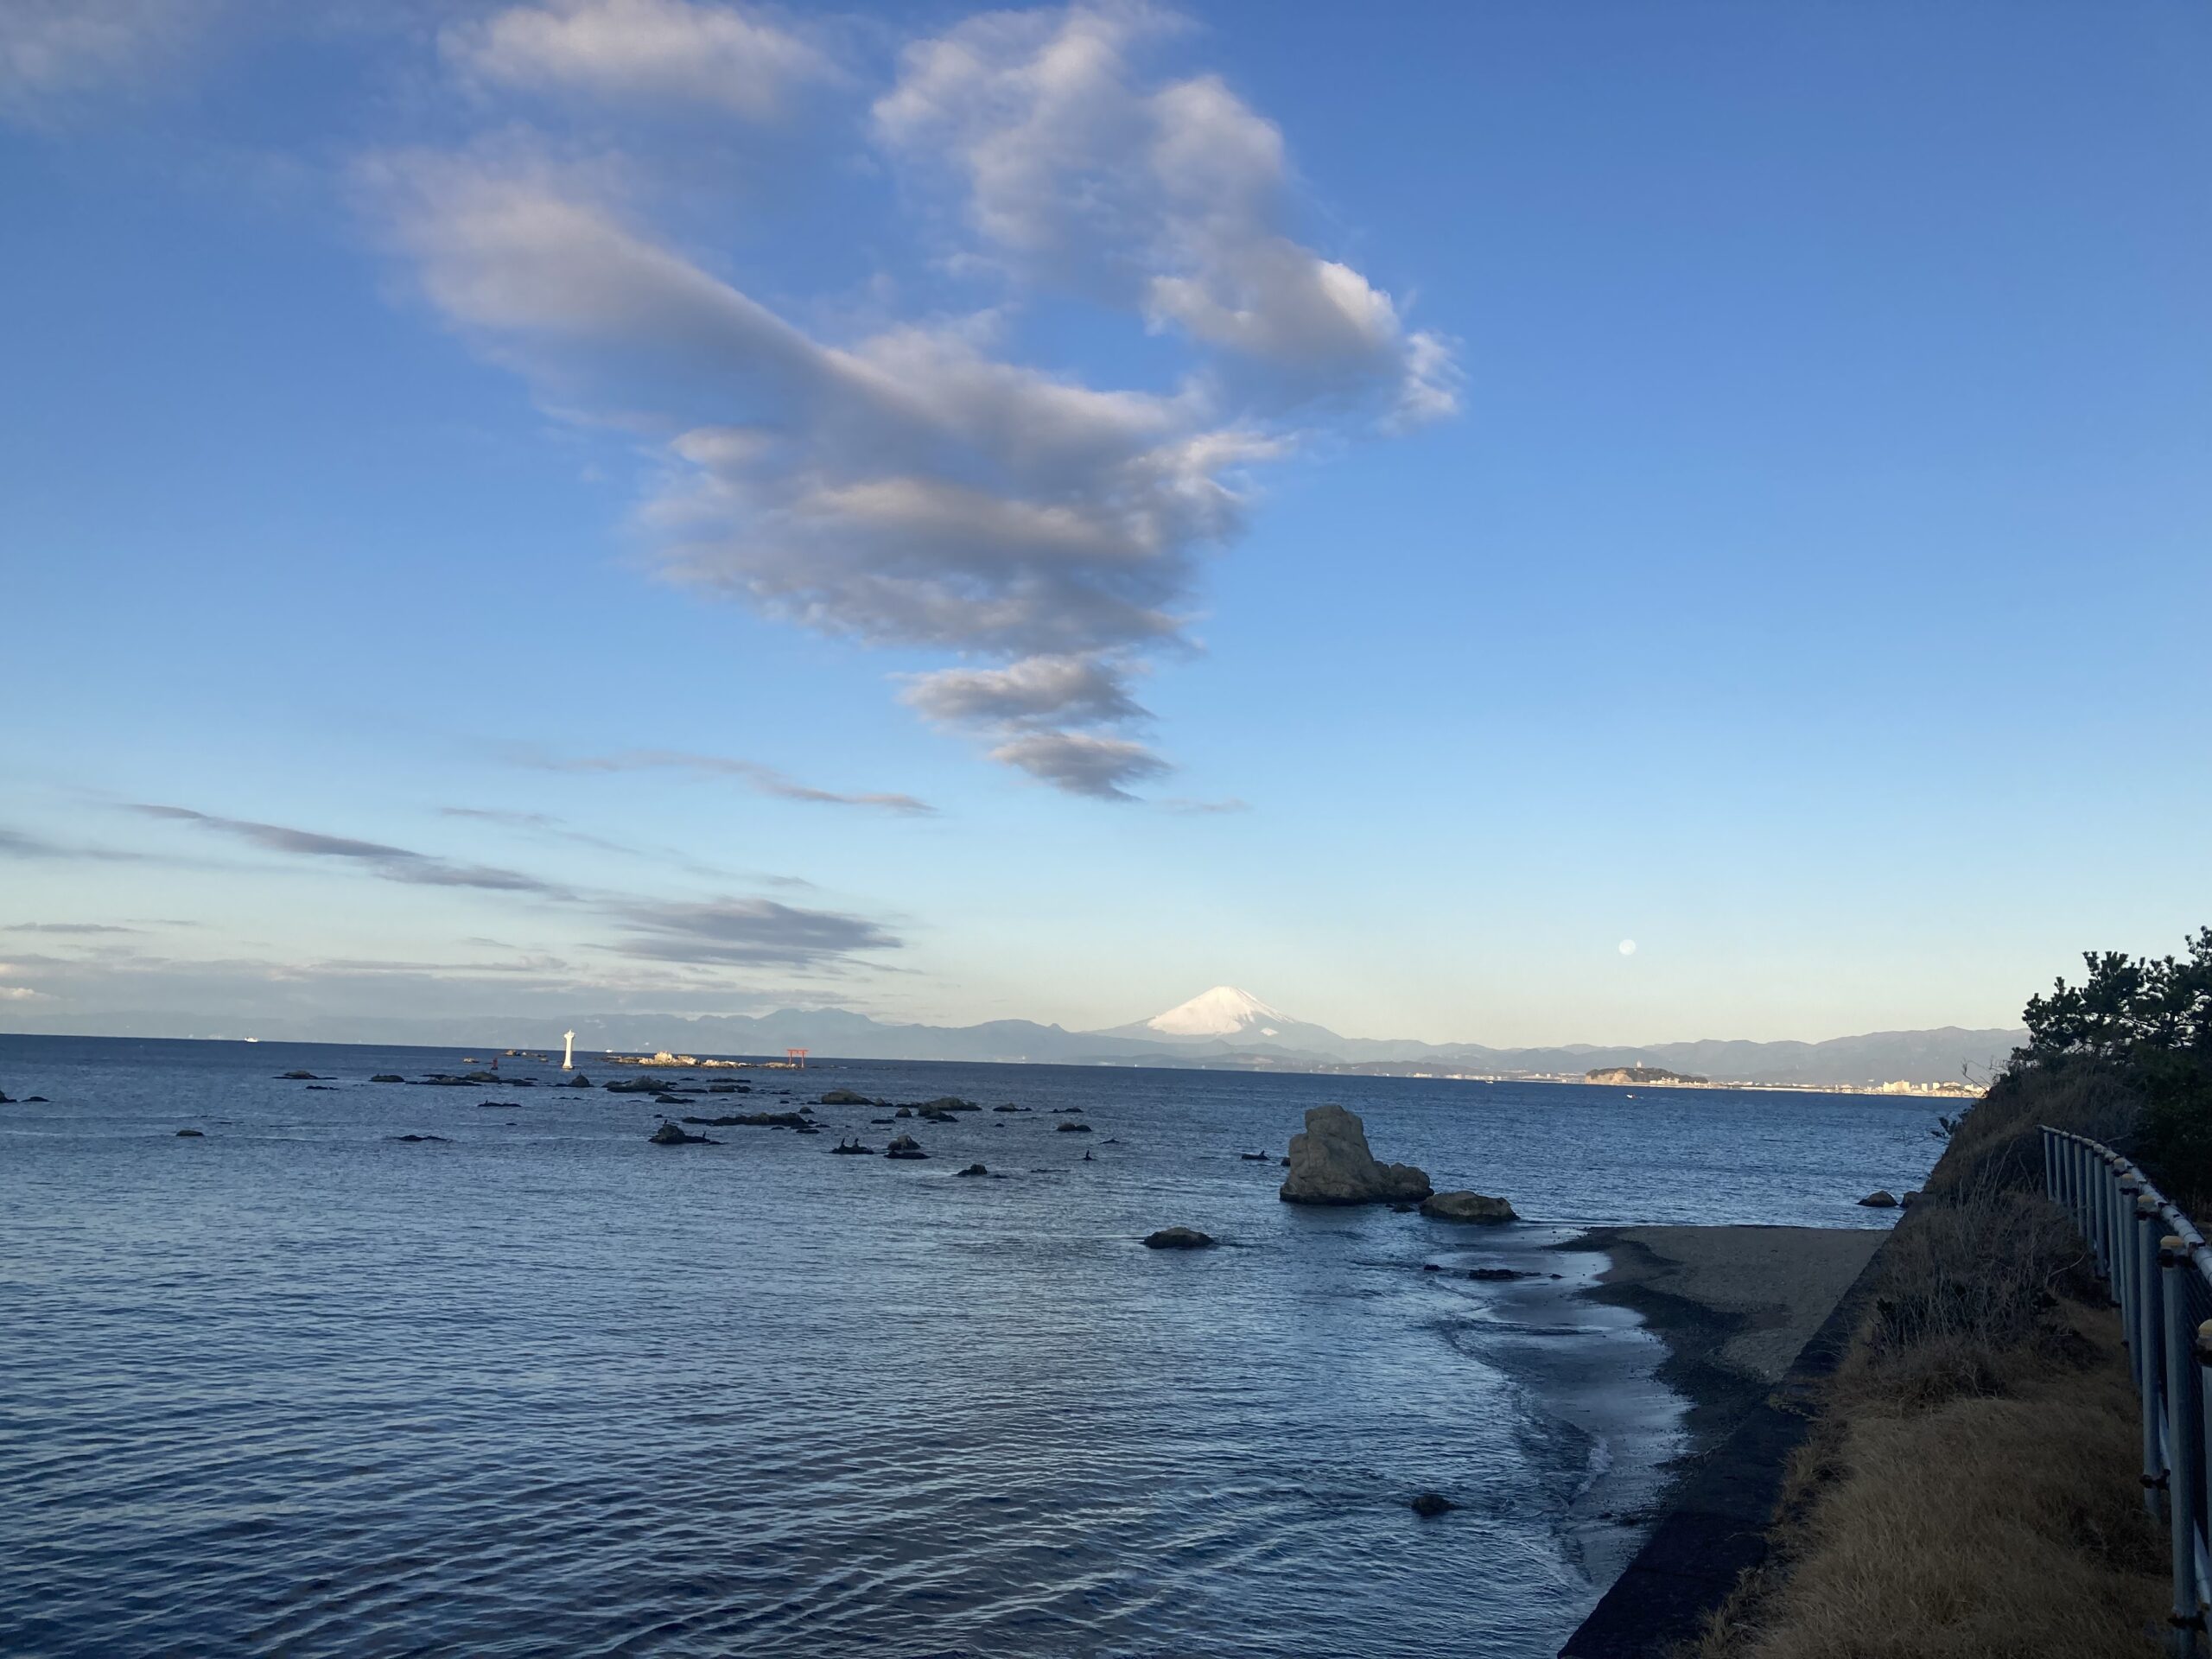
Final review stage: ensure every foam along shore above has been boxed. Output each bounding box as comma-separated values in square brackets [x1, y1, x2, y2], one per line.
[1573, 1225, 1885, 1453]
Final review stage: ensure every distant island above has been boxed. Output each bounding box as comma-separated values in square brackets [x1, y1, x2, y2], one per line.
[1586, 1065, 1707, 1085]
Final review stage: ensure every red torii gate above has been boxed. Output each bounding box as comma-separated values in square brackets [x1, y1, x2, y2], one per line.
[785, 1048, 809, 1069]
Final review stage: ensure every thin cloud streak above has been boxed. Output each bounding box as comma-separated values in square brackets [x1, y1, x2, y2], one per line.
[527, 751, 936, 816]
[131, 804, 575, 895]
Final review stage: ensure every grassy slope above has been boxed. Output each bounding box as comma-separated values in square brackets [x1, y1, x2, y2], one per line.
[1691, 1058, 2169, 1658]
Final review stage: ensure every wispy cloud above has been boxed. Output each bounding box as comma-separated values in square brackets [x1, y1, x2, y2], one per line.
[130, 804, 576, 896]
[986, 730, 1169, 801]
[0, 0, 223, 124]
[609, 897, 900, 967]
[1, 921, 145, 934]
[524, 751, 936, 816]
[0, 825, 149, 861]
[441, 0, 837, 119]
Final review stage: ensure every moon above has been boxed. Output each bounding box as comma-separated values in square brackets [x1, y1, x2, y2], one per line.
[1618, 939, 1637, 957]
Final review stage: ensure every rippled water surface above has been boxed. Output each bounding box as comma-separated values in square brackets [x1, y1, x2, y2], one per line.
[0, 1036, 1942, 1656]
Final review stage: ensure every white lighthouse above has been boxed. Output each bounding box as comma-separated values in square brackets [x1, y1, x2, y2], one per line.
[562, 1030, 576, 1071]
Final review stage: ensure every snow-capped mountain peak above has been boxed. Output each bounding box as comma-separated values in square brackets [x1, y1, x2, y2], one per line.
[1145, 986, 1290, 1038]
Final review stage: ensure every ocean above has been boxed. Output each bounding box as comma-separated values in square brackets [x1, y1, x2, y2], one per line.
[0, 1035, 1942, 1657]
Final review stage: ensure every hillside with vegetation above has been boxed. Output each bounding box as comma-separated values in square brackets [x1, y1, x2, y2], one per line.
[1694, 929, 2212, 1658]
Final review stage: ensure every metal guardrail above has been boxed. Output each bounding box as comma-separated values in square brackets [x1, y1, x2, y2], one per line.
[2044, 1127, 2212, 1655]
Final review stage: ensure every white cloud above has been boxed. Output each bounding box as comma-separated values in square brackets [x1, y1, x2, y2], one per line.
[442, 0, 833, 118]
[367, 3, 1454, 798]
[0, 0, 219, 121]
[874, 4, 1458, 417]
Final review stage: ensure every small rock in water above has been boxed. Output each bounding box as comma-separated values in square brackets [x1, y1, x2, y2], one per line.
[1857, 1190, 1898, 1208]
[649, 1122, 717, 1146]
[477, 1100, 525, 1109]
[369, 1074, 404, 1084]
[819, 1089, 875, 1106]
[1421, 1192, 1517, 1224]
[956, 1163, 989, 1177]
[1240, 1152, 1271, 1161]
[1421, 1262, 1442, 1272]
[567, 1073, 594, 1088]
[830, 1139, 873, 1155]
[391, 1134, 453, 1144]
[280, 1071, 324, 1081]
[1056, 1121, 1093, 1134]
[1465, 1268, 1532, 1282]
[175, 1128, 204, 1137]
[885, 1134, 927, 1160]
[1409, 1492, 1457, 1518]
[1143, 1227, 1216, 1249]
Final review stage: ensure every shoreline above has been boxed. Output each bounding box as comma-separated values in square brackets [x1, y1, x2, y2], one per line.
[1567, 1224, 1886, 1459]
[1557, 1223, 1893, 1658]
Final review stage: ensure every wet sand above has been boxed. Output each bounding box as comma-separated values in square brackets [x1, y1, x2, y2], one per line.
[1573, 1224, 1886, 1453]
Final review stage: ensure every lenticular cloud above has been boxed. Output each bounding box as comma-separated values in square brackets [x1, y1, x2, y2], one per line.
[374, 2, 1456, 799]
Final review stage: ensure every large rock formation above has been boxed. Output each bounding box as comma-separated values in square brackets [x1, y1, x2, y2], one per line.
[1278, 1105, 1431, 1205]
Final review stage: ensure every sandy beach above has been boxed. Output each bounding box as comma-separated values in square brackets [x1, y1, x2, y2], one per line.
[1573, 1224, 1885, 1452]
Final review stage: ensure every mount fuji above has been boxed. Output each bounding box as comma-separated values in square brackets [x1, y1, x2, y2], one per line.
[1096, 986, 1357, 1053]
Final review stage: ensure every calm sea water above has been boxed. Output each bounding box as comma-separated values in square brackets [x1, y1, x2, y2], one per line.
[0, 1036, 1942, 1657]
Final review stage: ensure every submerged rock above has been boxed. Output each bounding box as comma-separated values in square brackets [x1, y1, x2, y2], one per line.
[175, 1128, 204, 1137]
[606, 1077, 666, 1094]
[1241, 1152, 1272, 1162]
[1466, 1267, 1533, 1281]
[1278, 1105, 1431, 1205]
[280, 1071, 324, 1081]
[1143, 1227, 1216, 1249]
[991, 1103, 1028, 1113]
[683, 1110, 808, 1128]
[819, 1089, 875, 1106]
[391, 1133, 453, 1144]
[1409, 1492, 1457, 1517]
[1858, 1190, 1899, 1208]
[649, 1122, 717, 1146]
[1421, 1191, 1517, 1224]
[918, 1096, 982, 1113]
[885, 1134, 927, 1160]
[478, 1100, 525, 1109]
[369, 1074, 404, 1084]
[1056, 1120, 1093, 1134]
[956, 1162, 989, 1177]
[830, 1140, 873, 1154]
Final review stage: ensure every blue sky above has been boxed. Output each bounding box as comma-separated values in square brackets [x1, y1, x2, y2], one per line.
[3, 0, 2208, 1046]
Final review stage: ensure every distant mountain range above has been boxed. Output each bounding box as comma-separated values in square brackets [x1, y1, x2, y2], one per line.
[97, 984, 2020, 1088]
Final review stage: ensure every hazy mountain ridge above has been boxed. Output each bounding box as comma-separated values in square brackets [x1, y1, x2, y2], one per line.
[12, 988, 2028, 1086]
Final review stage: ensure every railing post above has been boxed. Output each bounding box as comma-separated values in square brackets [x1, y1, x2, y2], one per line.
[2126, 1178, 2149, 1363]
[2162, 1247, 2204, 1655]
[2139, 1195, 2166, 1515]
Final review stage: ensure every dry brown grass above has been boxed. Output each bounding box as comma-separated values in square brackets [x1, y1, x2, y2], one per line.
[1694, 1311, 2166, 1659]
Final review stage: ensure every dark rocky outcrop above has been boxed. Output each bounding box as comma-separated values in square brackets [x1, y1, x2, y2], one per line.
[369, 1074, 404, 1084]
[683, 1110, 808, 1128]
[175, 1128, 204, 1137]
[649, 1122, 717, 1146]
[280, 1071, 324, 1080]
[1143, 1227, 1216, 1249]
[819, 1089, 876, 1106]
[567, 1073, 594, 1088]
[1421, 1191, 1517, 1224]
[606, 1077, 667, 1094]
[1465, 1267, 1532, 1281]
[830, 1140, 872, 1154]
[391, 1133, 452, 1144]
[956, 1162, 989, 1177]
[1056, 1121, 1093, 1134]
[1857, 1189, 1898, 1208]
[1278, 1105, 1431, 1205]
[478, 1100, 525, 1109]
[919, 1096, 982, 1113]
[991, 1103, 1029, 1113]
[885, 1134, 927, 1160]
[1410, 1492, 1458, 1517]
[1241, 1152, 1272, 1161]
